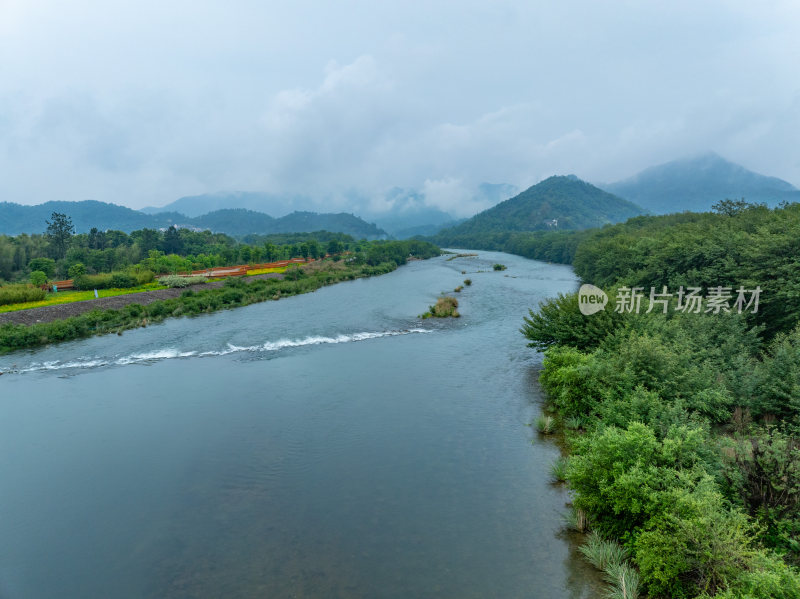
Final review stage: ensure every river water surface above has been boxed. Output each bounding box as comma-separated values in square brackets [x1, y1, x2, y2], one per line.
[0, 251, 600, 598]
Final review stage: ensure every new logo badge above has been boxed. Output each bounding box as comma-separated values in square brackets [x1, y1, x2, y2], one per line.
[578, 284, 608, 315]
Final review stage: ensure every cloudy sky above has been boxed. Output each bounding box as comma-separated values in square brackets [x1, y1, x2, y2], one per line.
[1, 0, 799, 216]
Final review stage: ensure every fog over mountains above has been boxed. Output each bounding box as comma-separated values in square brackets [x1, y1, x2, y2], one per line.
[600, 153, 800, 214]
[2, 154, 799, 238]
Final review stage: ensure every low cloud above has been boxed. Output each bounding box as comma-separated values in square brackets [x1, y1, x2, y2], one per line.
[0, 1, 798, 215]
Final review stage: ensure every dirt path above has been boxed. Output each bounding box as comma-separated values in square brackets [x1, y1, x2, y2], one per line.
[0, 273, 284, 326]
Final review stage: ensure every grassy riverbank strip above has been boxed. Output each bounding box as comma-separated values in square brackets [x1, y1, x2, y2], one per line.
[0, 283, 169, 313]
[0, 243, 439, 354]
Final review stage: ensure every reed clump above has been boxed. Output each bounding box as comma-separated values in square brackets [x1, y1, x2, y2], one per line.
[421, 296, 460, 318]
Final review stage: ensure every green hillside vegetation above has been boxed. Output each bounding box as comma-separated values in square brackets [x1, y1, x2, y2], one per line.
[523, 200, 800, 598]
[433, 175, 645, 248]
[241, 231, 355, 246]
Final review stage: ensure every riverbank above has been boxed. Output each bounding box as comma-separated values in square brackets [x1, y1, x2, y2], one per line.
[0, 259, 410, 354]
[0, 273, 284, 326]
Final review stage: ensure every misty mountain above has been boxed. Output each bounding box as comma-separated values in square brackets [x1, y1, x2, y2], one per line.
[365, 183, 517, 238]
[601, 152, 800, 214]
[142, 191, 310, 218]
[0, 200, 170, 235]
[433, 175, 644, 246]
[0, 201, 387, 239]
[365, 188, 456, 238]
[190, 209, 387, 238]
[146, 183, 518, 239]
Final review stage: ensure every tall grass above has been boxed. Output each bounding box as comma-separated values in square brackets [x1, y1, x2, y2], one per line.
[579, 532, 639, 599]
[0, 284, 46, 306]
[579, 531, 628, 570]
[562, 505, 588, 533]
[550, 456, 568, 482]
[536, 414, 554, 434]
[603, 561, 640, 599]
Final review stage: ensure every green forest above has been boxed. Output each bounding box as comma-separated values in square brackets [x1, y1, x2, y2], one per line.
[0, 214, 391, 285]
[522, 200, 800, 598]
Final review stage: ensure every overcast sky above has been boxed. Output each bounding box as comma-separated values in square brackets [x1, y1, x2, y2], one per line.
[1, 0, 799, 215]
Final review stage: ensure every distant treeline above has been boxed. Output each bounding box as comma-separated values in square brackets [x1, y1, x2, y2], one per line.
[429, 229, 591, 264]
[0, 215, 422, 284]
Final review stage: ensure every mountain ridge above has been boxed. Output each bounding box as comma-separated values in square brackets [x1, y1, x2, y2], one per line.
[601, 152, 800, 214]
[0, 201, 387, 239]
[432, 175, 645, 246]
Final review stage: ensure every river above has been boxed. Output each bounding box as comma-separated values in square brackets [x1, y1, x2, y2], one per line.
[0, 251, 600, 598]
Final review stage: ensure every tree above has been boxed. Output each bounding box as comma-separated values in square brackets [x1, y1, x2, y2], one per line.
[29, 270, 47, 286]
[131, 228, 160, 253]
[68, 263, 87, 278]
[712, 198, 754, 216]
[28, 257, 56, 278]
[45, 212, 74, 259]
[263, 242, 278, 262]
[88, 227, 106, 250]
[307, 240, 321, 259]
[327, 239, 343, 255]
[161, 226, 184, 254]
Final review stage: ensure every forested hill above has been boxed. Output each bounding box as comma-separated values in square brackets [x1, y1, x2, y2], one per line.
[0, 201, 387, 239]
[0, 201, 159, 235]
[432, 175, 644, 247]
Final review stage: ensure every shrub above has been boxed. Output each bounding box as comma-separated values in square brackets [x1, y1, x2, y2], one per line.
[135, 269, 155, 285]
[521, 291, 624, 351]
[634, 482, 755, 597]
[73, 273, 113, 290]
[67, 263, 87, 278]
[110, 272, 136, 288]
[0, 284, 47, 306]
[536, 414, 555, 434]
[722, 551, 800, 599]
[421, 296, 459, 318]
[493, 263, 507, 271]
[28, 257, 55, 278]
[29, 270, 47, 286]
[157, 275, 208, 288]
[463, 278, 472, 286]
[550, 456, 568, 482]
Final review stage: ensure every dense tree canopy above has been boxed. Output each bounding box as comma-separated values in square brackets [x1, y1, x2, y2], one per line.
[524, 200, 800, 598]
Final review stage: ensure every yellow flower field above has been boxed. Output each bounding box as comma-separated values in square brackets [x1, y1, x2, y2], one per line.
[0, 283, 167, 313]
